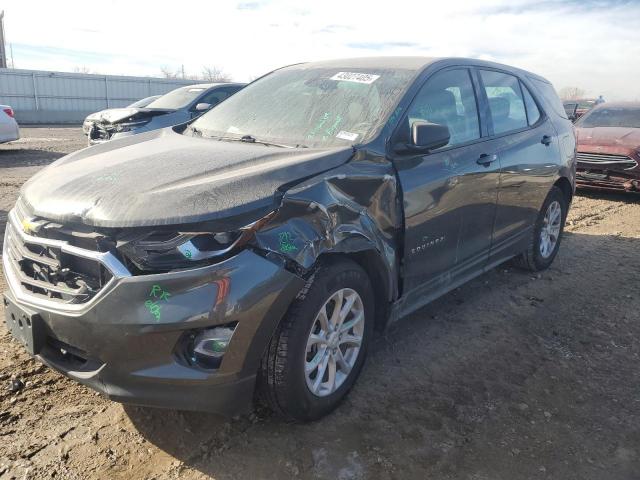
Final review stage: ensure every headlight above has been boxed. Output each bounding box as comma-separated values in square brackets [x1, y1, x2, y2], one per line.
[115, 119, 150, 132]
[118, 213, 274, 272]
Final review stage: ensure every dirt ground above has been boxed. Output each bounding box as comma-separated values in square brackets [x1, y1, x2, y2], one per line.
[0, 127, 639, 480]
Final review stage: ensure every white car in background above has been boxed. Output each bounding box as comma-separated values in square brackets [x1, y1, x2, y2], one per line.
[0, 105, 20, 143]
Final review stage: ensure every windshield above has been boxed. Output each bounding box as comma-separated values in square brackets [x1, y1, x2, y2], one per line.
[128, 95, 160, 108]
[191, 65, 417, 148]
[577, 106, 640, 128]
[145, 86, 207, 110]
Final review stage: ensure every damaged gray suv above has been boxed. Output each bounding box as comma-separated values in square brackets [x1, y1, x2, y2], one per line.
[3, 57, 576, 421]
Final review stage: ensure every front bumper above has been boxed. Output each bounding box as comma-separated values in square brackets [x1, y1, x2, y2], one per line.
[3, 245, 304, 414]
[86, 122, 151, 145]
[576, 170, 640, 193]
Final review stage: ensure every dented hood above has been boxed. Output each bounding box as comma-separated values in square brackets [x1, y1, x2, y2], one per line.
[20, 128, 354, 228]
[87, 107, 175, 125]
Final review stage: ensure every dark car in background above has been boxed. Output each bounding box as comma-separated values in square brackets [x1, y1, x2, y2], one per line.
[3, 57, 575, 421]
[83, 83, 245, 144]
[563, 99, 596, 121]
[575, 102, 640, 193]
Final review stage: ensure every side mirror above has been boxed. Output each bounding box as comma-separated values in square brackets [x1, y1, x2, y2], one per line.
[194, 103, 212, 112]
[406, 121, 450, 152]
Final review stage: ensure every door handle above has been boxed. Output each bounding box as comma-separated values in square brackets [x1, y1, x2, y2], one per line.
[541, 135, 552, 146]
[477, 153, 498, 166]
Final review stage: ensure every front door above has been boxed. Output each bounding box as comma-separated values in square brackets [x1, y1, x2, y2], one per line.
[392, 67, 500, 312]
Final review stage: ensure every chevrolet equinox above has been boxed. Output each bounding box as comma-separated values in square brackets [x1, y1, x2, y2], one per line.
[3, 57, 576, 421]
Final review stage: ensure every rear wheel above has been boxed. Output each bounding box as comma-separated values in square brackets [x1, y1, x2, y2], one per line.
[258, 258, 374, 421]
[513, 186, 567, 271]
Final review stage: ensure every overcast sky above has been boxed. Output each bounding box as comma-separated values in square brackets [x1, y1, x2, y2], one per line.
[3, 0, 640, 100]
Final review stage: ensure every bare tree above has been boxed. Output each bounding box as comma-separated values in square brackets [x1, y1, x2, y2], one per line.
[73, 65, 93, 74]
[200, 66, 232, 82]
[559, 86, 586, 100]
[160, 66, 179, 79]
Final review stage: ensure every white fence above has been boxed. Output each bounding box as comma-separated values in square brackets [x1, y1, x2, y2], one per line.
[0, 68, 198, 124]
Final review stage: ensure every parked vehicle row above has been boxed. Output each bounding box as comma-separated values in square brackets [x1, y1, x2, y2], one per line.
[3, 56, 575, 421]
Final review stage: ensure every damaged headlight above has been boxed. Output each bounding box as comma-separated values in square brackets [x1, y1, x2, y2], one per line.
[118, 213, 274, 272]
[115, 119, 150, 133]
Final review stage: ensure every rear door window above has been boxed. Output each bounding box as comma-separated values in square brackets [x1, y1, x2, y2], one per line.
[480, 70, 528, 135]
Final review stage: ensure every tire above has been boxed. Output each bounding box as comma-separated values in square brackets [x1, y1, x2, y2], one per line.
[258, 257, 374, 422]
[513, 185, 567, 272]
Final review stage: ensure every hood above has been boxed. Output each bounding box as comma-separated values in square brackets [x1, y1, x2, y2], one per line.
[86, 107, 175, 125]
[19, 128, 355, 229]
[576, 126, 640, 150]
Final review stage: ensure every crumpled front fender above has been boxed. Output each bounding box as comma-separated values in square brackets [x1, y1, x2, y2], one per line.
[253, 150, 401, 302]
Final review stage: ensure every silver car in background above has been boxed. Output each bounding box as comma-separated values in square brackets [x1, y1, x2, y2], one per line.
[0, 105, 20, 143]
[82, 95, 161, 136]
[83, 83, 245, 145]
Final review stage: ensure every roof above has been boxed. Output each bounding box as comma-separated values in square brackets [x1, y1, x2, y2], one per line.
[285, 56, 550, 83]
[295, 56, 441, 70]
[181, 83, 246, 89]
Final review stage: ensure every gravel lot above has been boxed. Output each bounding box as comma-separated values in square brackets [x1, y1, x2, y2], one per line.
[1, 127, 639, 480]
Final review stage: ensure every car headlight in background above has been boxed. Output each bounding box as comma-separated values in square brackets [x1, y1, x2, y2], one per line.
[117, 212, 275, 272]
[115, 119, 151, 133]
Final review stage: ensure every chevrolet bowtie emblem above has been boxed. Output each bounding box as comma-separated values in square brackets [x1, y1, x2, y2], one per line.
[21, 218, 37, 234]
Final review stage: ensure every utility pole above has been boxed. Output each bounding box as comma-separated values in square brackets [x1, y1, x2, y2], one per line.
[0, 11, 7, 69]
[181, 64, 185, 79]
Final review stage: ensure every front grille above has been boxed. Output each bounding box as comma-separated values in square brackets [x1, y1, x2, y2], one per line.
[5, 221, 110, 304]
[88, 122, 116, 142]
[576, 152, 638, 170]
[3, 209, 130, 309]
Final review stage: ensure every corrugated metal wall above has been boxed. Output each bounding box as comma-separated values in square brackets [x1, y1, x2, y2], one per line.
[0, 68, 198, 124]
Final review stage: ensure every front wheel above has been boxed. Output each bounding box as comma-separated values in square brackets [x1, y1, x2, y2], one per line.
[513, 185, 567, 271]
[258, 258, 374, 421]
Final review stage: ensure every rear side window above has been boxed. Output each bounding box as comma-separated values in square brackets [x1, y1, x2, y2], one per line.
[404, 68, 480, 149]
[529, 77, 568, 119]
[480, 70, 527, 135]
[521, 83, 541, 125]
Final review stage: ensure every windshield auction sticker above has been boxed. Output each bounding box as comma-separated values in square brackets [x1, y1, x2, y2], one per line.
[330, 72, 380, 84]
[336, 131, 359, 141]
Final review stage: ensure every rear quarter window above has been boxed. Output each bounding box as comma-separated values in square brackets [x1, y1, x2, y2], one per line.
[529, 77, 568, 119]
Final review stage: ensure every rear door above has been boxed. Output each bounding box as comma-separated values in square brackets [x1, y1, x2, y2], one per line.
[392, 67, 501, 309]
[476, 69, 560, 265]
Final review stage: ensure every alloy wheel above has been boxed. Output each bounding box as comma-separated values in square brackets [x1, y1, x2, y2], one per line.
[540, 200, 562, 258]
[304, 288, 364, 397]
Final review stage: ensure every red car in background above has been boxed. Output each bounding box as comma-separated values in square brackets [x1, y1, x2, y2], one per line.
[575, 102, 640, 193]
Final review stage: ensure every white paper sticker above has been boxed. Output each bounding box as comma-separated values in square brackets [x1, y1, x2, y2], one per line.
[330, 72, 380, 84]
[336, 130, 359, 141]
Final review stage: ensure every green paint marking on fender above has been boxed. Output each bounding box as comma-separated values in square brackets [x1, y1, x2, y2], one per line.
[278, 232, 298, 253]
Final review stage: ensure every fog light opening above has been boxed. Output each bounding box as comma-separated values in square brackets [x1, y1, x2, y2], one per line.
[187, 323, 237, 369]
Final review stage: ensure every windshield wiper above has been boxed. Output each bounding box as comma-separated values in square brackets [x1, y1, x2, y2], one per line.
[236, 135, 298, 149]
